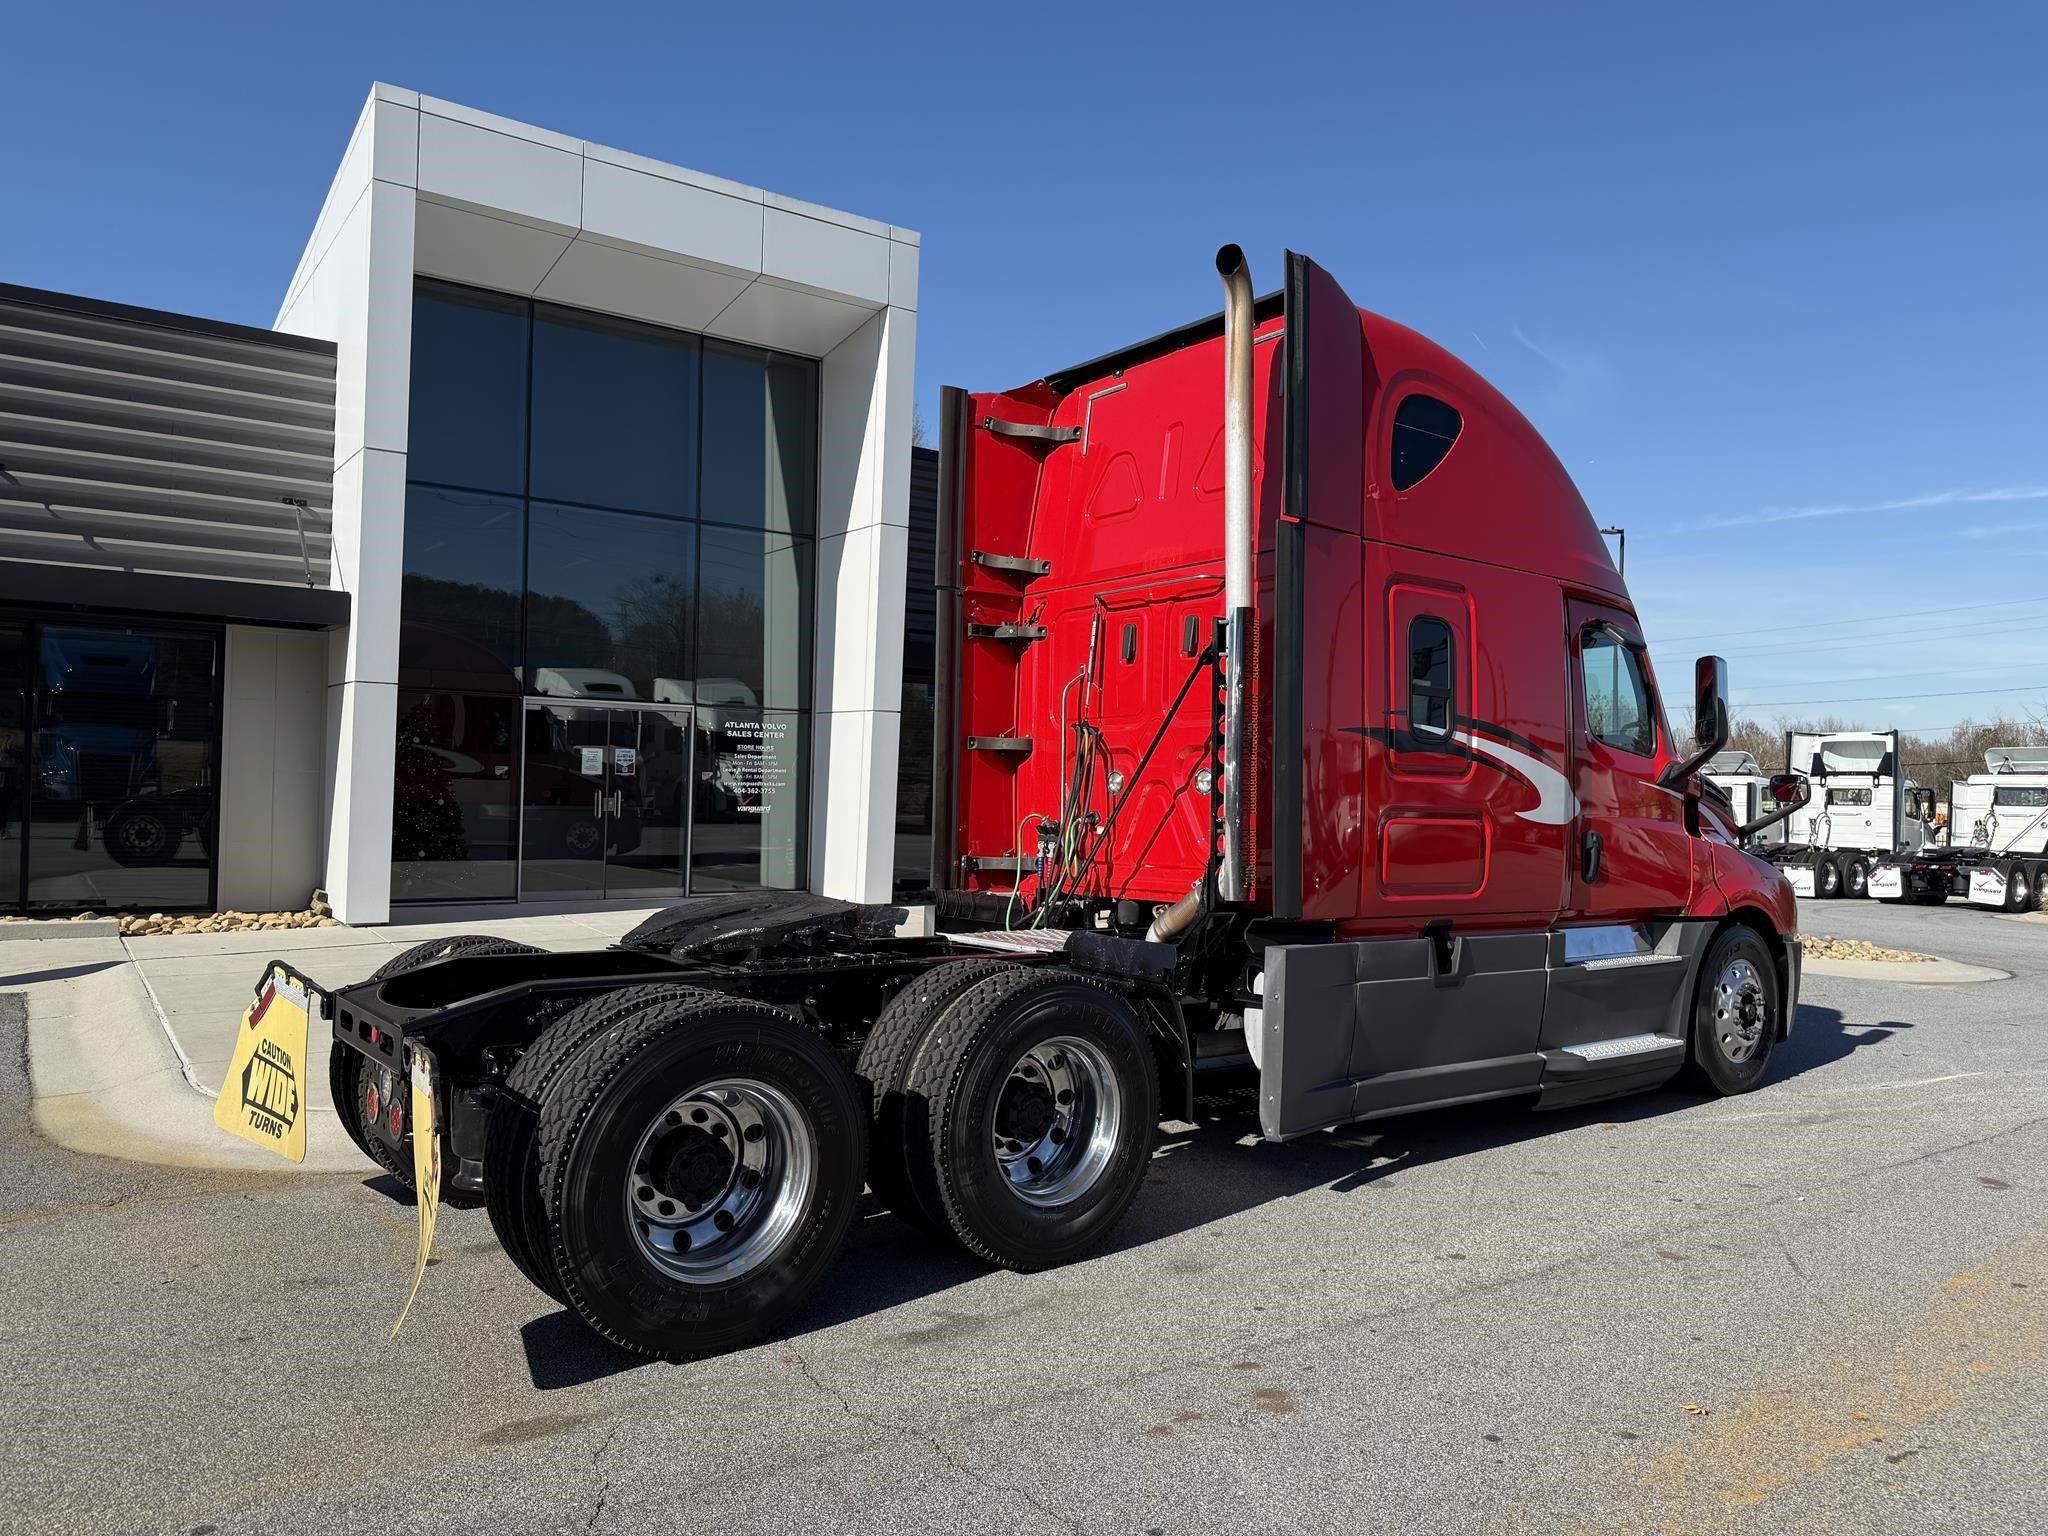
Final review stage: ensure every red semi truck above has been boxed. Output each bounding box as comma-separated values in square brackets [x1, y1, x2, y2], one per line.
[284, 249, 1806, 1360]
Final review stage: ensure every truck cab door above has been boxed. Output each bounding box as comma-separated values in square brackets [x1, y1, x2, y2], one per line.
[1565, 602, 1694, 920]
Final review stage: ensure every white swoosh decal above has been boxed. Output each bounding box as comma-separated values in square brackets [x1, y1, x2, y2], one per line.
[1461, 731, 1580, 825]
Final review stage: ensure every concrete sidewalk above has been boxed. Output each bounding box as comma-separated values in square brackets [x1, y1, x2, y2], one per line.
[2, 907, 662, 1173]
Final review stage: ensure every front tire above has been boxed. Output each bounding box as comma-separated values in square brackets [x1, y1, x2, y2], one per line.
[1683, 927, 1781, 1096]
[537, 990, 865, 1361]
[902, 968, 1157, 1272]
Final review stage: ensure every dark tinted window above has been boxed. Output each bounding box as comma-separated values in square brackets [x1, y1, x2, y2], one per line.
[700, 344, 817, 534]
[1580, 628, 1657, 757]
[698, 527, 813, 711]
[408, 284, 529, 494]
[399, 486, 524, 691]
[390, 690, 519, 901]
[1994, 785, 2048, 808]
[526, 503, 696, 701]
[1827, 788, 1873, 806]
[1408, 616, 1454, 737]
[1390, 393, 1463, 492]
[530, 306, 698, 516]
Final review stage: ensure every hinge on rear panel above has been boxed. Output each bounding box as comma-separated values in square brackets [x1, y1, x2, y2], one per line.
[981, 417, 1081, 444]
[966, 735, 1033, 756]
[966, 622, 1047, 643]
[971, 550, 1053, 578]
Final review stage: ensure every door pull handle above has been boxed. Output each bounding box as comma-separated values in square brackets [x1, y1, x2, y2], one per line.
[593, 790, 603, 818]
[1581, 829, 1603, 883]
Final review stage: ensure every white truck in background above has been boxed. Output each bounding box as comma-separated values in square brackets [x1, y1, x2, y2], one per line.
[1704, 752, 1789, 849]
[1874, 746, 2048, 910]
[1766, 730, 1932, 899]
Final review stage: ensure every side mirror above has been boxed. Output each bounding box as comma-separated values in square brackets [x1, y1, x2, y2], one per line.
[1741, 772, 1810, 839]
[1659, 654, 1730, 789]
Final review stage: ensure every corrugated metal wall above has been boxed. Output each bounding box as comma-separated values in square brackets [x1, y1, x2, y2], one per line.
[0, 286, 337, 588]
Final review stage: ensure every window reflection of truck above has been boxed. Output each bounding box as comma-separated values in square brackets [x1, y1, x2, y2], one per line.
[38, 633, 211, 868]
[523, 675, 645, 858]
[655, 676, 760, 820]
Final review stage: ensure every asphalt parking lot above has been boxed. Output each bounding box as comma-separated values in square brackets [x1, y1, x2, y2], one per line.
[2, 897, 2043, 1536]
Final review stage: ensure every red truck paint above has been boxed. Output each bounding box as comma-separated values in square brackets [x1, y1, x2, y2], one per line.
[949, 256, 1794, 944]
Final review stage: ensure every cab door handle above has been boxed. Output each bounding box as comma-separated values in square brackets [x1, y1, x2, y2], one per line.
[1581, 829, 1603, 883]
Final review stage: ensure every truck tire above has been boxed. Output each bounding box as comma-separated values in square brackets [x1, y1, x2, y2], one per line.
[853, 958, 1021, 1237]
[2004, 865, 2030, 913]
[103, 803, 182, 868]
[2034, 867, 2048, 910]
[901, 967, 1158, 1272]
[1681, 927, 1780, 1096]
[330, 935, 542, 1189]
[1816, 857, 1842, 899]
[1843, 856, 1869, 899]
[537, 990, 865, 1361]
[484, 984, 708, 1306]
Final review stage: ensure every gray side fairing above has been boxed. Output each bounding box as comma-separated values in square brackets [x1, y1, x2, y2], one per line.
[1256, 920, 1722, 1141]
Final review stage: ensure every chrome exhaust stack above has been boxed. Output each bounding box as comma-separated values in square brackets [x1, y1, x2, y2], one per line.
[1215, 244, 1255, 903]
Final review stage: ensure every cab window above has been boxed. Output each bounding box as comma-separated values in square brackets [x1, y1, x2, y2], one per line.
[1994, 785, 2048, 808]
[1579, 628, 1656, 757]
[1408, 616, 1454, 737]
[1390, 393, 1462, 491]
[1827, 788, 1872, 807]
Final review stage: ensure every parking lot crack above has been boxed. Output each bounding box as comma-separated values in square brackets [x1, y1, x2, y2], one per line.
[784, 1341, 1087, 1532]
[583, 1422, 618, 1532]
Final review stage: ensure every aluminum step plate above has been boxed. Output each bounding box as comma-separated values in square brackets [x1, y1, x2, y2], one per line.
[1575, 952, 1684, 971]
[947, 928, 1075, 955]
[1557, 1033, 1683, 1062]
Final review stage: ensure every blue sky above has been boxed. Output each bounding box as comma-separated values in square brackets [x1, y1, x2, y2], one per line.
[5, 2, 2044, 734]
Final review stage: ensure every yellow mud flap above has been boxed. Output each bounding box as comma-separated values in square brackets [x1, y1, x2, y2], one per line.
[213, 962, 315, 1162]
[393, 1048, 442, 1338]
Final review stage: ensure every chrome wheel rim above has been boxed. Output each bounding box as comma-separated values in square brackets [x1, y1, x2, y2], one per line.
[1712, 958, 1770, 1064]
[990, 1035, 1122, 1208]
[625, 1077, 814, 1284]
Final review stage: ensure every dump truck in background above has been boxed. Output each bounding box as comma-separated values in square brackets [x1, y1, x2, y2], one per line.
[1872, 746, 2048, 909]
[248, 247, 1808, 1361]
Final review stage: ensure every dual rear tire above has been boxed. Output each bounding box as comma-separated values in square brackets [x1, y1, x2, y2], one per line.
[858, 963, 1158, 1271]
[485, 985, 865, 1360]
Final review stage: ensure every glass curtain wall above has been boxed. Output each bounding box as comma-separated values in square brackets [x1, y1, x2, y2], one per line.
[395, 280, 816, 902]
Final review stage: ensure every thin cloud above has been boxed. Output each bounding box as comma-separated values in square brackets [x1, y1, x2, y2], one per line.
[1693, 485, 2048, 531]
[1510, 323, 1563, 371]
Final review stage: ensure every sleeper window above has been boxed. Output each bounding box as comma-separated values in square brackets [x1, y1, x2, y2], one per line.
[1408, 617, 1454, 737]
[1390, 393, 1463, 491]
[1579, 628, 1657, 757]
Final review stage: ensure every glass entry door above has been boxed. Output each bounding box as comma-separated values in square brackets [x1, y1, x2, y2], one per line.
[520, 703, 693, 898]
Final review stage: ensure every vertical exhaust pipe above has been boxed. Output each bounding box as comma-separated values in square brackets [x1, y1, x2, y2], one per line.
[1215, 245, 1255, 902]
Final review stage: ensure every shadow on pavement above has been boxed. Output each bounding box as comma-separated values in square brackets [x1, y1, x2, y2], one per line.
[512, 1000, 1906, 1388]
[0, 960, 122, 987]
